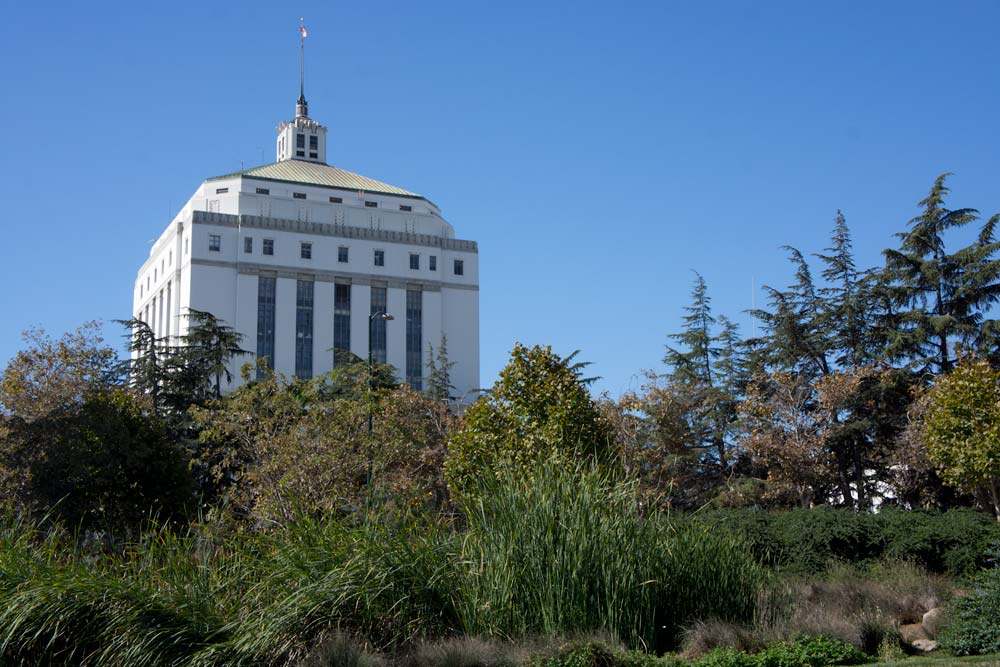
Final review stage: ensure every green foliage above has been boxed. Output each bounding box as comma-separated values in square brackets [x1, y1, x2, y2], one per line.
[923, 359, 1000, 516]
[457, 460, 766, 652]
[445, 343, 614, 499]
[691, 507, 1000, 576]
[694, 637, 867, 667]
[939, 560, 1000, 655]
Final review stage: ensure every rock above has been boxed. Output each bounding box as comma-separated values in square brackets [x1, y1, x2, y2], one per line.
[912, 639, 939, 653]
[922, 607, 945, 638]
[899, 623, 928, 644]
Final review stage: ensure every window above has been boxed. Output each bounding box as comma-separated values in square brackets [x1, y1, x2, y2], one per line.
[406, 289, 423, 391]
[454, 259, 464, 275]
[330, 196, 342, 204]
[296, 134, 305, 149]
[209, 234, 221, 252]
[400, 205, 412, 212]
[215, 187, 228, 194]
[184, 237, 189, 255]
[165, 282, 171, 338]
[310, 153, 318, 159]
[256, 276, 276, 378]
[334, 284, 351, 365]
[300, 242, 312, 259]
[154, 267, 157, 281]
[374, 249, 385, 267]
[293, 192, 306, 199]
[409, 253, 420, 270]
[365, 201, 378, 208]
[263, 239, 274, 256]
[295, 280, 314, 379]
[338, 246, 349, 263]
[429, 255, 437, 271]
[256, 187, 270, 195]
[370, 286, 388, 364]
[169, 250, 172, 266]
[244, 237, 253, 254]
[309, 135, 318, 150]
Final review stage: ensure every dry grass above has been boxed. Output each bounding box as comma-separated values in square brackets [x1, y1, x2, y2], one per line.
[681, 560, 954, 658]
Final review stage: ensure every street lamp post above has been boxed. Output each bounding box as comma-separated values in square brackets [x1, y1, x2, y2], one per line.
[367, 311, 393, 487]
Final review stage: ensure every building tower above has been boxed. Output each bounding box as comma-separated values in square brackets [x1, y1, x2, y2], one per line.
[132, 26, 480, 398]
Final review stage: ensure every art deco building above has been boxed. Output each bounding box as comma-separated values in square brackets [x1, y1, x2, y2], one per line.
[132, 80, 479, 397]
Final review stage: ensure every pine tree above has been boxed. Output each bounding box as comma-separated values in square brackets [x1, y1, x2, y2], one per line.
[883, 174, 1000, 372]
[165, 309, 251, 404]
[116, 318, 164, 412]
[664, 272, 717, 386]
[425, 334, 456, 401]
[816, 211, 869, 368]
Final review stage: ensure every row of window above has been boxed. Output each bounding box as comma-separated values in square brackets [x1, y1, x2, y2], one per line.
[251, 185, 413, 211]
[208, 234, 465, 274]
[139, 249, 175, 298]
[256, 277, 423, 389]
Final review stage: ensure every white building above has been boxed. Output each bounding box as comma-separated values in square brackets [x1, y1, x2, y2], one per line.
[132, 84, 479, 397]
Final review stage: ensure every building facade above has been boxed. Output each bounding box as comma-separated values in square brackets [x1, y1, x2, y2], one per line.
[132, 92, 479, 398]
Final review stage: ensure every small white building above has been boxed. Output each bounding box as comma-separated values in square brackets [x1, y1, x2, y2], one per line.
[132, 86, 479, 397]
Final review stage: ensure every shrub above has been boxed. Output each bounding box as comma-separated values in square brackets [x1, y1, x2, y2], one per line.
[939, 561, 1000, 655]
[694, 637, 867, 667]
[690, 507, 1000, 575]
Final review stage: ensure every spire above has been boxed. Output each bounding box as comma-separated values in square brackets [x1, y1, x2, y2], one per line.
[296, 18, 309, 118]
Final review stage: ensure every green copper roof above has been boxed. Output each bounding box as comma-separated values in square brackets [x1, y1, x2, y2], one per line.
[208, 160, 421, 198]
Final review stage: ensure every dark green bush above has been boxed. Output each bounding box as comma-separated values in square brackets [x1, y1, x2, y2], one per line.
[939, 561, 1000, 655]
[691, 507, 1000, 575]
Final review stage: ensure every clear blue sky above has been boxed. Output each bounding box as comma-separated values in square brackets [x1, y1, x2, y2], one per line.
[2, 1, 999, 397]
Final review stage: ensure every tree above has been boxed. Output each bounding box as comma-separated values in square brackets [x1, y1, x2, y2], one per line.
[923, 358, 1000, 518]
[0, 325, 189, 530]
[116, 318, 164, 412]
[163, 309, 251, 406]
[425, 334, 456, 401]
[192, 366, 454, 523]
[0, 323, 123, 421]
[816, 211, 870, 368]
[882, 174, 1000, 372]
[445, 343, 613, 498]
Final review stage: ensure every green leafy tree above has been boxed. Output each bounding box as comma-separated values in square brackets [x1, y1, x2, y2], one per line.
[163, 309, 251, 408]
[923, 358, 1000, 518]
[816, 210, 871, 368]
[445, 343, 613, 498]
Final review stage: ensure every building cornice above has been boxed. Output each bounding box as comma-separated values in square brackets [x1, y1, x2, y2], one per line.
[191, 210, 477, 253]
[191, 257, 478, 292]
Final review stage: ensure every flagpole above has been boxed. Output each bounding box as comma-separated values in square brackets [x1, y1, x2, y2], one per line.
[299, 18, 306, 100]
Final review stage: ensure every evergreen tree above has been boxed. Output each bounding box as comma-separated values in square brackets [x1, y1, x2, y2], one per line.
[816, 211, 869, 368]
[883, 174, 1000, 372]
[425, 334, 456, 401]
[116, 318, 164, 412]
[164, 309, 251, 407]
[664, 272, 717, 386]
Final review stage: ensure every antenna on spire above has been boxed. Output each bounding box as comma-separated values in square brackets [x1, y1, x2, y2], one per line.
[296, 18, 309, 118]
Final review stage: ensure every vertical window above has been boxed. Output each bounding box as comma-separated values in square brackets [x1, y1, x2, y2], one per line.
[406, 289, 423, 391]
[295, 280, 314, 379]
[296, 134, 305, 148]
[370, 286, 388, 364]
[244, 237, 253, 254]
[454, 259, 464, 275]
[154, 267, 157, 281]
[209, 234, 221, 252]
[300, 242, 312, 259]
[184, 237, 189, 255]
[373, 249, 385, 267]
[429, 256, 437, 271]
[165, 281, 171, 338]
[169, 250, 172, 266]
[338, 246, 349, 263]
[158, 290, 164, 339]
[409, 253, 420, 270]
[263, 239, 274, 256]
[309, 135, 318, 150]
[151, 296, 157, 335]
[256, 276, 276, 378]
[334, 284, 351, 365]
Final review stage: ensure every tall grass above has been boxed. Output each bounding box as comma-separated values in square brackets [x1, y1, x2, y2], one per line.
[457, 461, 766, 652]
[0, 467, 767, 663]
